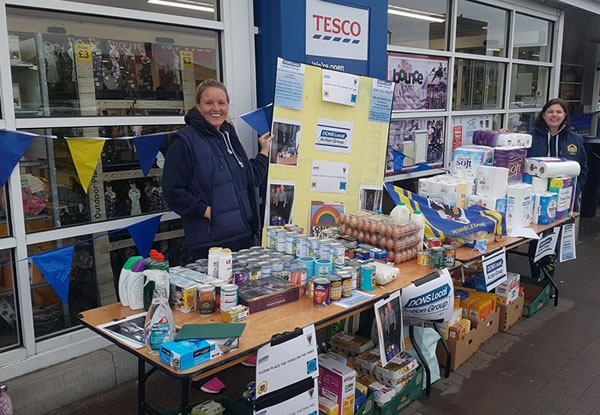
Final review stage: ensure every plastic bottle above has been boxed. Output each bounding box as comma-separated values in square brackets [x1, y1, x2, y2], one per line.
[411, 209, 426, 252]
[218, 249, 233, 281]
[0, 384, 13, 415]
[143, 270, 174, 352]
[390, 201, 410, 224]
[144, 253, 169, 310]
[127, 259, 146, 310]
[118, 256, 143, 306]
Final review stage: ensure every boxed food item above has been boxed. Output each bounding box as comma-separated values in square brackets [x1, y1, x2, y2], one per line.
[159, 337, 239, 371]
[237, 276, 300, 313]
[468, 298, 493, 322]
[330, 333, 375, 357]
[220, 305, 249, 323]
[499, 292, 524, 331]
[495, 272, 520, 305]
[168, 276, 198, 313]
[319, 354, 357, 415]
[319, 396, 339, 415]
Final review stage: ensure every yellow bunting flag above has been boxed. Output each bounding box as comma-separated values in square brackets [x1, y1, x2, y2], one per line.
[66, 138, 105, 193]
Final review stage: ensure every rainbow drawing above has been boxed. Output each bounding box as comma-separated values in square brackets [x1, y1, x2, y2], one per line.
[310, 202, 344, 226]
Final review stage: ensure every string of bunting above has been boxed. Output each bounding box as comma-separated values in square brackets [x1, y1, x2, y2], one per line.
[0, 103, 273, 193]
[0, 214, 163, 304]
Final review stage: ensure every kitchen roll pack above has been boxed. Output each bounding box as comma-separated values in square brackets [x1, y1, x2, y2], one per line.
[472, 130, 532, 148]
[548, 177, 576, 219]
[493, 147, 528, 184]
[526, 157, 581, 178]
[523, 174, 549, 194]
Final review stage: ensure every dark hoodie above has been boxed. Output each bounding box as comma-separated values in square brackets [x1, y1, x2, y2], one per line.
[162, 108, 268, 250]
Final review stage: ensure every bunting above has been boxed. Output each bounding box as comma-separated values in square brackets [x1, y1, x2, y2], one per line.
[31, 246, 74, 304]
[126, 215, 162, 258]
[0, 130, 35, 187]
[66, 138, 106, 193]
[133, 133, 167, 176]
[240, 103, 273, 135]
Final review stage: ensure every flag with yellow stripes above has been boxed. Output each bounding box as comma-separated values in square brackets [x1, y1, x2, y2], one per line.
[385, 184, 505, 239]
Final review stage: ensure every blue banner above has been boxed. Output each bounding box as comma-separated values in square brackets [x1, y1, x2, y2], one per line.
[0, 130, 34, 187]
[31, 246, 74, 304]
[133, 133, 167, 177]
[127, 215, 162, 258]
[385, 184, 506, 239]
[240, 104, 273, 135]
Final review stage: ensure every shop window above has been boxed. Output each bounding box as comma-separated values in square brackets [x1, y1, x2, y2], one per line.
[7, 7, 219, 118]
[386, 117, 445, 174]
[451, 114, 502, 149]
[0, 187, 8, 237]
[387, 0, 449, 51]
[0, 250, 19, 351]
[453, 59, 505, 110]
[509, 65, 549, 109]
[455, 0, 508, 57]
[20, 124, 182, 234]
[70, 0, 218, 21]
[507, 112, 537, 132]
[513, 14, 552, 62]
[29, 221, 185, 339]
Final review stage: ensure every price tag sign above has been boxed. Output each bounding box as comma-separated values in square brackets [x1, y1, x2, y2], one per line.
[75, 43, 92, 63]
[560, 223, 576, 262]
[482, 247, 507, 291]
[534, 227, 560, 263]
[180, 50, 194, 67]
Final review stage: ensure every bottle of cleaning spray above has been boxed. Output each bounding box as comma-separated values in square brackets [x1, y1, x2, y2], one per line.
[118, 256, 143, 307]
[127, 259, 146, 310]
[143, 269, 174, 352]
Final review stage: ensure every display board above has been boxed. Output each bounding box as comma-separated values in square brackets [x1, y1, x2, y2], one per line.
[267, 58, 393, 233]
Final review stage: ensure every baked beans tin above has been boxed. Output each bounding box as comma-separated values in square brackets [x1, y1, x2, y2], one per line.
[443, 245, 456, 268]
[329, 275, 342, 301]
[427, 237, 442, 249]
[342, 266, 358, 290]
[313, 277, 330, 306]
[417, 250, 431, 266]
[339, 271, 353, 298]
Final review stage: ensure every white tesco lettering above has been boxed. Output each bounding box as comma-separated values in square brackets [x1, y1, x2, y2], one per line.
[312, 14, 361, 36]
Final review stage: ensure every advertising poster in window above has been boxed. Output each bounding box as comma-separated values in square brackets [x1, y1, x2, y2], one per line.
[387, 54, 448, 111]
[385, 118, 444, 174]
[452, 115, 493, 149]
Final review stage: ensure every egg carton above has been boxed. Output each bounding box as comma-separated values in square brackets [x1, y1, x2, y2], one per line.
[354, 348, 381, 376]
[374, 352, 419, 386]
[330, 333, 374, 356]
[369, 381, 397, 407]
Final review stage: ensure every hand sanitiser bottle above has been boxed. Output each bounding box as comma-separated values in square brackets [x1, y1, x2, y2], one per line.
[0, 384, 13, 415]
[143, 271, 174, 353]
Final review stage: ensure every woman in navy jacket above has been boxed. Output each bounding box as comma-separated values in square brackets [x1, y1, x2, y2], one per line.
[528, 98, 588, 208]
[163, 80, 272, 260]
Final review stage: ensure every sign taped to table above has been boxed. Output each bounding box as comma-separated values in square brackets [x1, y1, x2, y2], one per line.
[482, 248, 508, 291]
[560, 223, 576, 262]
[401, 268, 454, 322]
[534, 228, 560, 263]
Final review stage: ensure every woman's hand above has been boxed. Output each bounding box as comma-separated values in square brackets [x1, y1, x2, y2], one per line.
[259, 132, 273, 156]
[204, 206, 211, 220]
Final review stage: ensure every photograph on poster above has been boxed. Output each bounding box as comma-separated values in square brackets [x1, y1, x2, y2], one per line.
[387, 54, 448, 111]
[359, 185, 383, 212]
[270, 119, 301, 166]
[266, 182, 295, 226]
[375, 291, 404, 366]
[385, 117, 445, 174]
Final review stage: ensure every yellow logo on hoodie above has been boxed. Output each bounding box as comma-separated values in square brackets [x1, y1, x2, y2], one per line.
[567, 144, 577, 155]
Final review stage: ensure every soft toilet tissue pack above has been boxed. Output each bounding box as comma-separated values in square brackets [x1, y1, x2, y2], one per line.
[476, 165, 508, 199]
[532, 193, 558, 225]
[468, 194, 507, 213]
[472, 130, 532, 148]
[418, 175, 474, 208]
[452, 146, 494, 179]
[548, 177, 576, 219]
[506, 183, 533, 228]
[493, 147, 528, 184]
[526, 158, 581, 178]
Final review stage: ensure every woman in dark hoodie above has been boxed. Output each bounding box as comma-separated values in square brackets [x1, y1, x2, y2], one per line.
[163, 79, 272, 260]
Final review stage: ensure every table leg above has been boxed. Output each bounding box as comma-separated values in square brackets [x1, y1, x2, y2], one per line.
[409, 325, 431, 397]
[542, 267, 559, 307]
[138, 357, 146, 415]
[181, 377, 192, 415]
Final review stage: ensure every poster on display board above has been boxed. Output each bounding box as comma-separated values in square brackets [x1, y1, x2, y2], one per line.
[267, 59, 392, 232]
[387, 54, 448, 111]
[452, 115, 493, 150]
[265, 181, 296, 226]
[385, 118, 445, 174]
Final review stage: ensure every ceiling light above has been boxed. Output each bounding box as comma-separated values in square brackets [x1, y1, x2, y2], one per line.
[147, 0, 214, 13]
[388, 7, 445, 23]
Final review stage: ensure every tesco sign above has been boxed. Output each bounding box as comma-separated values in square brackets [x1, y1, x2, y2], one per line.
[306, 0, 369, 63]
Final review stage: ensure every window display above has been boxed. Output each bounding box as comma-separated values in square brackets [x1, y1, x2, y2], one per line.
[7, 7, 219, 118]
[0, 250, 18, 351]
[72, 0, 219, 21]
[513, 14, 552, 62]
[451, 115, 501, 151]
[0, 187, 8, 237]
[387, 0, 449, 51]
[509, 65, 549, 109]
[455, 0, 508, 57]
[507, 112, 537, 132]
[20, 124, 182, 233]
[453, 59, 505, 110]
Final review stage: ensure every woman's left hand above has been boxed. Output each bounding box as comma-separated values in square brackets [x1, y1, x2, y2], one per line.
[259, 132, 273, 156]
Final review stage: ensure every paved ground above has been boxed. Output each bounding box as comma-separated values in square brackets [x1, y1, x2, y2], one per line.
[48, 215, 600, 415]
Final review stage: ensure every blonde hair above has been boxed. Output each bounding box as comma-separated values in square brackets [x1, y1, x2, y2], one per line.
[195, 79, 229, 104]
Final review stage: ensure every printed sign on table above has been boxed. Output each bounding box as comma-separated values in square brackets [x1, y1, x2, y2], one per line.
[314, 119, 353, 153]
[560, 223, 576, 262]
[401, 268, 454, 322]
[274, 58, 305, 111]
[534, 228, 560, 263]
[482, 248, 508, 291]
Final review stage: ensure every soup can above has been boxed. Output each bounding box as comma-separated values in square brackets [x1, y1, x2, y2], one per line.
[220, 284, 238, 312]
[329, 276, 342, 301]
[443, 245, 456, 268]
[313, 277, 330, 306]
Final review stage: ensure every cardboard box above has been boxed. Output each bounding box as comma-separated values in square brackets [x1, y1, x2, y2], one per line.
[374, 367, 424, 415]
[437, 307, 499, 371]
[319, 353, 356, 415]
[499, 292, 524, 331]
[159, 337, 239, 371]
[521, 278, 550, 318]
[495, 272, 520, 305]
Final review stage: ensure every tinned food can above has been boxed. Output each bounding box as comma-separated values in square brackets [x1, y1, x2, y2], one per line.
[338, 271, 353, 298]
[427, 237, 442, 249]
[313, 277, 330, 306]
[289, 267, 307, 295]
[329, 275, 342, 302]
[417, 250, 431, 266]
[432, 247, 446, 269]
[442, 245, 456, 268]
[197, 284, 216, 314]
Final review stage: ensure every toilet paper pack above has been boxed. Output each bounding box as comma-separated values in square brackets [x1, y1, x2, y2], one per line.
[506, 183, 533, 228]
[523, 174, 549, 194]
[452, 146, 494, 179]
[532, 193, 558, 225]
[476, 166, 508, 199]
[468, 195, 506, 213]
[548, 177, 575, 220]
